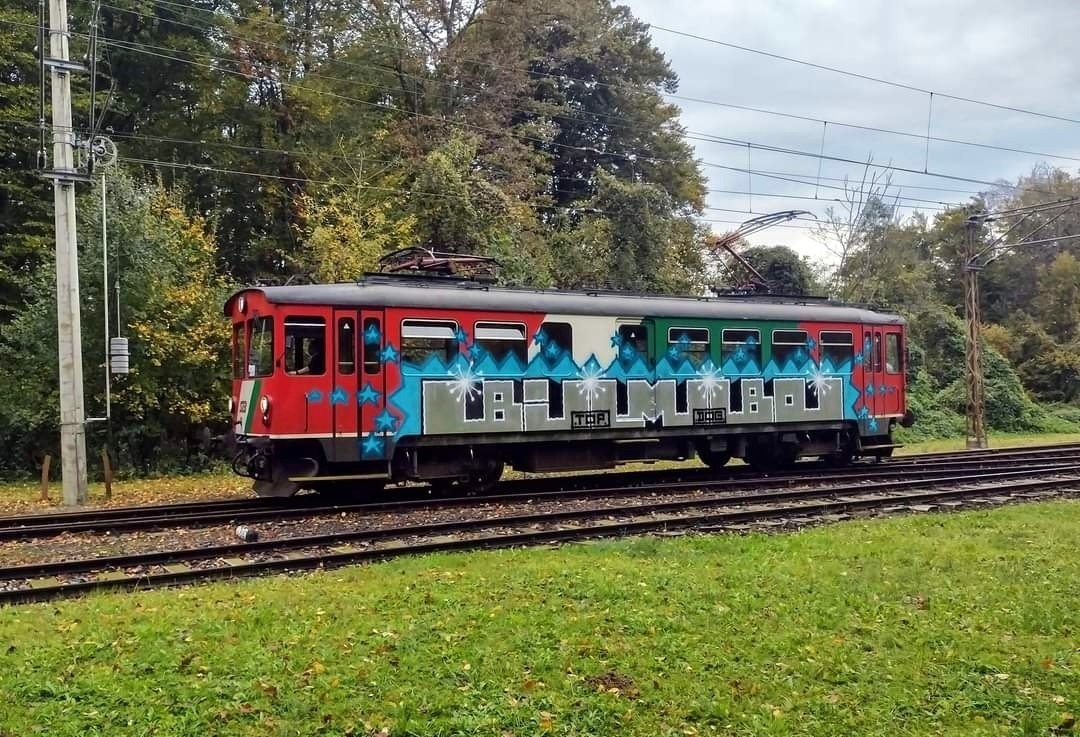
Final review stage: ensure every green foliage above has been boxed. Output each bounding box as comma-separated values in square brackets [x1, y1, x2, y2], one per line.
[902, 306, 1076, 436]
[738, 245, 819, 295]
[0, 1, 51, 318]
[893, 369, 964, 443]
[296, 176, 418, 283]
[551, 170, 706, 293]
[3, 502, 1080, 734]
[1030, 251, 1080, 343]
[0, 173, 233, 476]
[409, 132, 554, 286]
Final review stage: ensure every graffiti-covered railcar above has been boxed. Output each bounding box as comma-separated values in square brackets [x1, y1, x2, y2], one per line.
[224, 277, 912, 496]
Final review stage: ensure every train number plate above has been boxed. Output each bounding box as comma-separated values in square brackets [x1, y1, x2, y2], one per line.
[693, 408, 728, 426]
[571, 410, 611, 429]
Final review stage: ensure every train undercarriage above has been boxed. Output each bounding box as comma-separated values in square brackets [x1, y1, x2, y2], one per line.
[235, 422, 905, 498]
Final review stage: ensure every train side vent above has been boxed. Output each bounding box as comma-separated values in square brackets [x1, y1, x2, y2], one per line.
[109, 336, 130, 375]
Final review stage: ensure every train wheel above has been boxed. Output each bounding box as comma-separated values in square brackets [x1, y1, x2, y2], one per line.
[698, 449, 731, 470]
[253, 457, 317, 497]
[746, 443, 798, 472]
[464, 459, 504, 494]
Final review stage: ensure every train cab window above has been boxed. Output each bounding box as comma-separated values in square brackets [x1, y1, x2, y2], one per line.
[475, 322, 527, 363]
[885, 333, 901, 374]
[247, 316, 274, 378]
[820, 331, 853, 370]
[284, 317, 326, 376]
[337, 318, 355, 375]
[721, 328, 761, 367]
[232, 323, 244, 379]
[362, 317, 381, 374]
[401, 320, 458, 365]
[539, 321, 573, 360]
[667, 327, 710, 365]
[772, 329, 809, 367]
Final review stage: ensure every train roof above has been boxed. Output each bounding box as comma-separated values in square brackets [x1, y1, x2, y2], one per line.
[225, 278, 905, 325]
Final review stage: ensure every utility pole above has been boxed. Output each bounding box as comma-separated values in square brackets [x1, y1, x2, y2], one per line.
[962, 215, 987, 449]
[43, 0, 89, 505]
[962, 197, 1079, 452]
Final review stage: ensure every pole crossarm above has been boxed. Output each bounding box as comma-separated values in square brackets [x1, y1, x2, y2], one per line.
[965, 198, 1079, 270]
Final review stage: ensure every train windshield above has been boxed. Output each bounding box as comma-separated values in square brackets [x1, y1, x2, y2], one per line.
[248, 316, 274, 377]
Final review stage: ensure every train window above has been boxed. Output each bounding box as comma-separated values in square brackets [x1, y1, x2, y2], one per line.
[885, 333, 901, 374]
[362, 317, 381, 374]
[617, 324, 649, 357]
[540, 321, 573, 360]
[475, 322, 527, 363]
[284, 317, 326, 375]
[247, 316, 274, 378]
[820, 331, 853, 370]
[873, 332, 883, 372]
[337, 318, 355, 375]
[771, 329, 809, 367]
[667, 327, 709, 366]
[232, 323, 244, 379]
[401, 320, 458, 365]
[721, 328, 760, 367]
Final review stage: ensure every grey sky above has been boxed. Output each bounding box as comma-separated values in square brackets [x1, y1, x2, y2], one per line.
[621, 0, 1080, 257]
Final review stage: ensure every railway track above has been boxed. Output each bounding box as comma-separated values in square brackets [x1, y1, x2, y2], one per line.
[5, 442, 1076, 536]
[2, 452, 1078, 541]
[1, 462, 1077, 604]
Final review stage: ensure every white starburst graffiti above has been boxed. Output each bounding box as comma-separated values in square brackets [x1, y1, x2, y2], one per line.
[806, 367, 832, 397]
[576, 362, 607, 409]
[697, 364, 724, 406]
[448, 363, 483, 403]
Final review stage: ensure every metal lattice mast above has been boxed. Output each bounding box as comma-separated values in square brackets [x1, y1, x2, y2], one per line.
[962, 216, 987, 449]
[963, 198, 1080, 451]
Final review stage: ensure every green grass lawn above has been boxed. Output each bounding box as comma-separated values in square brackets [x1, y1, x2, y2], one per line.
[896, 432, 1080, 456]
[1, 502, 1077, 736]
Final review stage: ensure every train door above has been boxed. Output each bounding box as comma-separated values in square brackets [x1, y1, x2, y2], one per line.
[330, 309, 360, 460]
[880, 328, 904, 417]
[280, 312, 332, 437]
[866, 328, 885, 429]
[358, 309, 386, 441]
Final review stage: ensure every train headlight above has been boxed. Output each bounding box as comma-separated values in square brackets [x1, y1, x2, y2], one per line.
[260, 395, 271, 425]
[237, 296, 247, 314]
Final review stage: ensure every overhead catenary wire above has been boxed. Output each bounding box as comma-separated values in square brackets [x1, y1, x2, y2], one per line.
[2, 14, 1060, 225]
[647, 23, 1080, 127]
[114, 154, 822, 231]
[74, 0, 1080, 168]
[135, 0, 1080, 131]
[0, 14, 1060, 202]
[0, 116, 964, 215]
[82, 30, 1050, 199]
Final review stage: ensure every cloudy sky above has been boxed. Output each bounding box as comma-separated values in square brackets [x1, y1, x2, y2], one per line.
[621, 0, 1080, 258]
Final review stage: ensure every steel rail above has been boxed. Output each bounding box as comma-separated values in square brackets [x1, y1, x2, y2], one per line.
[1, 471, 1075, 605]
[5, 442, 1078, 533]
[1, 458, 1077, 541]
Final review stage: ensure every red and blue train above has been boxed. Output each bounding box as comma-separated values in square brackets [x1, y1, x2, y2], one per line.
[225, 276, 913, 496]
